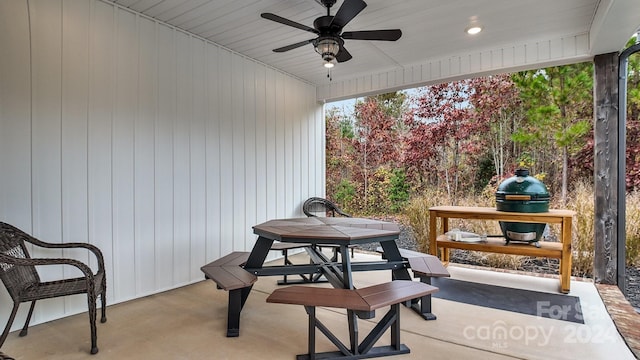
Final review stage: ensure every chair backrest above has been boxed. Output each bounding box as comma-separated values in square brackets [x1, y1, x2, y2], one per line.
[303, 197, 351, 218]
[0, 223, 41, 300]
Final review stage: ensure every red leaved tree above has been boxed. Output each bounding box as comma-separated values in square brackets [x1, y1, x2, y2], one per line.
[351, 97, 401, 210]
[406, 81, 485, 203]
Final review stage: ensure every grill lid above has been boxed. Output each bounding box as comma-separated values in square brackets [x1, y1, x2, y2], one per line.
[495, 168, 549, 201]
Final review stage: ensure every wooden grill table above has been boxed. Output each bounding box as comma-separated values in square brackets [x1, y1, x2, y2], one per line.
[428, 206, 576, 293]
[213, 217, 415, 339]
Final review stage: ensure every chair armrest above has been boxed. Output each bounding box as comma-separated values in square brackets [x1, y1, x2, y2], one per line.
[0, 253, 96, 281]
[23, 238, 105, 273]
[335, 208, 351, 217]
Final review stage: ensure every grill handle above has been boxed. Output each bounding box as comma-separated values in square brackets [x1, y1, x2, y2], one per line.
[504, 194, 532, 201]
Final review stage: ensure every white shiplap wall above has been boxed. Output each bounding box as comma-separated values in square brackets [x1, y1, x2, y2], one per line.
[0, 0, 324, 328]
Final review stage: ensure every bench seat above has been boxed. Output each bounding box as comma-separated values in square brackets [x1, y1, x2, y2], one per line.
[376, 247, 450, 320]
[267, 280, 436, 311]
[201, 251, 257, 291]
[205, 251, 250, 267]
[267, 280, 438, 360]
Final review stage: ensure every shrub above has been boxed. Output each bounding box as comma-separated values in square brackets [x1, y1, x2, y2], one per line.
[389, 169, 410, 213]
[334, 179, 357, 213]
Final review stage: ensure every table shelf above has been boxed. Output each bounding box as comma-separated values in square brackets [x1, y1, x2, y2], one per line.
[436, 235, 562, 258]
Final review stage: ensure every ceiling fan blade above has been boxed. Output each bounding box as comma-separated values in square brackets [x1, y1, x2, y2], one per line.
[335, 46, 353, 63]
[261, 13, 319, 34]
[273, 39, 315, 53]
[341, 29, 402, 41]
[330, 0, 366, 29]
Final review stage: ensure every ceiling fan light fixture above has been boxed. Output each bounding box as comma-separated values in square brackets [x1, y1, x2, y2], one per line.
[465, 25, 482, 35]
[316, 38, 339, 68]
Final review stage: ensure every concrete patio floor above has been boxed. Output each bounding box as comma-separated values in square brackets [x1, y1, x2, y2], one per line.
[1, 251, 636, 359]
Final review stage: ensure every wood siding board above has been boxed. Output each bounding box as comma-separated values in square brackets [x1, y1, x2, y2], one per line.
[30, 0, 65, 323]
[218, 49, 234, 255]
[190, 37, 207, 281]
[135, 15, 158, 295]
[0, 0, 33, 228]
[275, 72, 285, 218]
[292, 81, 302, 216]
[265, 68, 278, 219]
[113, 7, 137, 299]
[173, 31, 192, 285]
[231, 55, 245, 251]
[61, 0, 91, 289]
[155, 25, 176, 289]
[205, 44, 222, 261]
[88, 0, 115, 297]
[255, 65, 267, 225]
[244, 59, 257, 249]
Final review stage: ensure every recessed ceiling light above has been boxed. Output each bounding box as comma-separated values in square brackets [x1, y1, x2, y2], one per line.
[466, 26, 482, 35]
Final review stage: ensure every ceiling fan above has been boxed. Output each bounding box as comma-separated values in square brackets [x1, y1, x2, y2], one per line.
[261, 0, 402, 68]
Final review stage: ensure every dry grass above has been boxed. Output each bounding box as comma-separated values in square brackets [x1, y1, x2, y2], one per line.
[564, 181, 595, 277]
[626, 192, 640, 266]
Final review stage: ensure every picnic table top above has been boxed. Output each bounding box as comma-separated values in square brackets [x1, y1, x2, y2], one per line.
[252, 217, 400, 244]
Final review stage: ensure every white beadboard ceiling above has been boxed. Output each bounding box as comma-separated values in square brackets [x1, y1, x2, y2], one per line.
[109, 0, 640, 100]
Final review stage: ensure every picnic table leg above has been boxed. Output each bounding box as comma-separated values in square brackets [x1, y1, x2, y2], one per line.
[340, 244, 354, 289]
[347, 310, 359, 355]
[379, 240, 412, 281]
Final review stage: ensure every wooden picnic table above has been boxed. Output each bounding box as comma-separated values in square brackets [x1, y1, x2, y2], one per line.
[212, 217, 414, 337]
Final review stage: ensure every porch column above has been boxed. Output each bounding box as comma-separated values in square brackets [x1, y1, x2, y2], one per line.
[593, 52, 620, 287]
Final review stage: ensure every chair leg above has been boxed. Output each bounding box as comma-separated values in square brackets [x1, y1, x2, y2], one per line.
[87, 294, 98, 354]
[100, 286, 107, 323]
[0, 302, 20, 347]
[19, 301, 36, 337]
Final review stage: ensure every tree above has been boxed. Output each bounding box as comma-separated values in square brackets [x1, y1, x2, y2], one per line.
[468, 74, 523, 181]
[573, 36, 640, 192]
[408, 81, 483, 203]
[325, 108, 355, 204]
[351, 95, 403, 211]
[512, 63, 593, 204]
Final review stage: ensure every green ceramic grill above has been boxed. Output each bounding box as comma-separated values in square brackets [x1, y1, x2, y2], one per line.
[495, 169, 550, 246]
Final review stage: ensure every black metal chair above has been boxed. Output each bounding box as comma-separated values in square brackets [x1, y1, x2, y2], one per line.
[302, 197, 351, 218]
[0, 222, 107, 354]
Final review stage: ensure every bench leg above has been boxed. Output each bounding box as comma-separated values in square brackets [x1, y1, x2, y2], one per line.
[296, 304, 410, 360]
[306, 306, 317, 360]
[226, 289, 242, 337]
[226, 286, 253, 337]
[410, 276, 437, 320]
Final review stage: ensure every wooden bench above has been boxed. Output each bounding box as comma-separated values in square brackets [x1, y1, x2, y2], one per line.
[201, 251, 256, 290]
[267, 280, 439, 360]
[201, 251, 257, 336]
[376, 247, 450, 320]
